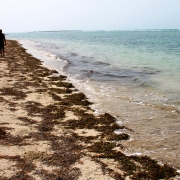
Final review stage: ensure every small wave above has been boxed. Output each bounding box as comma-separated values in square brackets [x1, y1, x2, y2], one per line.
[46, 53, 57, 59]
[132, 67, 161, 75]
[106, 73, 132, 79]
[36, 42, 59, 50]
[141, 69, 160, 75]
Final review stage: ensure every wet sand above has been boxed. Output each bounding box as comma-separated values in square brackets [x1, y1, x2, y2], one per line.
[0, 40, 179, 180]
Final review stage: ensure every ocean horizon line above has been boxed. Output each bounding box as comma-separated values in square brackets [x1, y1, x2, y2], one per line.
[6, 28, 180, 34]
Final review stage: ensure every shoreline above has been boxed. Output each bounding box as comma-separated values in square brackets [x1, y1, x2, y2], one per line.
[0, 40, 179, 179]
[17, 37, 180, 169]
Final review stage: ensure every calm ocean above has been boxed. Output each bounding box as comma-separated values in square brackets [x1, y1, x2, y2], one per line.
[8, 30, 180, 169]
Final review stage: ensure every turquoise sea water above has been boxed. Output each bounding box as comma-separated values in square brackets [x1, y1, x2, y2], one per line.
[8, 30, 180, 168]
[8, 30, 180, 105]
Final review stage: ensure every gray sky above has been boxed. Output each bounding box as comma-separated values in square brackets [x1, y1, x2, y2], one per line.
[1, 0, 180, 33]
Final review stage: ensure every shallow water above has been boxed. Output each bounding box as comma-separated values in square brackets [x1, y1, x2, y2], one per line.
[8, 30, 180, 169]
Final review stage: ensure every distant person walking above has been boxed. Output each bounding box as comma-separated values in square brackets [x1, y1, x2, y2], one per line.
[0, 29, 6, 57]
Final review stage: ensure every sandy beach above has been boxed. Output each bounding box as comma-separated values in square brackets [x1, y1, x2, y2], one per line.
[0, 40, 179, 180]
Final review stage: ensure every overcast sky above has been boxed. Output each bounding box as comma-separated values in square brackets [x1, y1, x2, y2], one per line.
[1, 0, 180, 33]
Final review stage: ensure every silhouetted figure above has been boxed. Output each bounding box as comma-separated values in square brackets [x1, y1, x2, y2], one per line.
[0, 29, 6, 57]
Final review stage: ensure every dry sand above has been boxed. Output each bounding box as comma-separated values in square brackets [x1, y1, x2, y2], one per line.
[0, 40, 179, 180]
